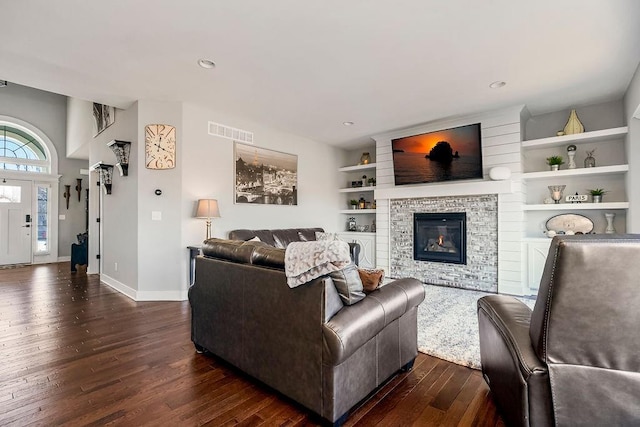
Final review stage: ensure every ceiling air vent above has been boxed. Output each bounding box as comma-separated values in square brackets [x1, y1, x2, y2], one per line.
[208, 121, 254, 144]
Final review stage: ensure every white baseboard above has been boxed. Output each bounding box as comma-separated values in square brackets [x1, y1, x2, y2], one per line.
[100, 274, 137, 300]
[136, 290, 189, 301]
[100, 274, 188, 301]
[58, 256, 71, 262]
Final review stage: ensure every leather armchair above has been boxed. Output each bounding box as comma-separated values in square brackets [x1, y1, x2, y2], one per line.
[478, 234, 640, 426]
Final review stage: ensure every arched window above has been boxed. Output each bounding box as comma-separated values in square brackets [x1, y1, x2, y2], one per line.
[0, 124, 49, 173]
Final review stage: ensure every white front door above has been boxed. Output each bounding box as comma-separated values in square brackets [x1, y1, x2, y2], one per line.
[0, 179, 32, 265]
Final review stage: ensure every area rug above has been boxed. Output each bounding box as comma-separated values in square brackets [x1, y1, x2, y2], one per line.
[416, 284, 535, 370]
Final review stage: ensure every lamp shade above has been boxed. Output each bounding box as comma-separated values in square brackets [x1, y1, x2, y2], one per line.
[195, 199, 221, 218]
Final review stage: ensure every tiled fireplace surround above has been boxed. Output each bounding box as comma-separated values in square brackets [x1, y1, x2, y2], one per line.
[389, 195, 498, 292]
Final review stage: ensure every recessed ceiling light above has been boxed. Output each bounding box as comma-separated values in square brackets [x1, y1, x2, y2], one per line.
[489, 81, 506, 89]
[197, 59, 216, 69]
[343, 121, 354, 126]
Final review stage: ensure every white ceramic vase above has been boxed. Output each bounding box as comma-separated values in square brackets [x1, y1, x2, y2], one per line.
[605, 213, 616, 234]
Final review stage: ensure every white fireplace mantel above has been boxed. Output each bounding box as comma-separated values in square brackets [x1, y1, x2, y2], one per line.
[374, 179, 513, 200]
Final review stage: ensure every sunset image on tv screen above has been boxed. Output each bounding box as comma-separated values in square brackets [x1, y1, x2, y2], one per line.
[391, 123, 483, 185]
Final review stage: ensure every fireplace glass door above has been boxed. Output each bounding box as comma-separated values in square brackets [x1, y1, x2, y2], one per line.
[413, 212, 466, 264]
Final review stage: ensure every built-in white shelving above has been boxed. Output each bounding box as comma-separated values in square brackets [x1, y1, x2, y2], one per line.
[522, 164, 628, 181]
[523, 202, 629, 211]
[339, 186, 376, 193]
[522, 126, 629, 218]
[338, 162, 377, 220]
[521, 126, 628, 150]
[339, 209, 376, 214]
[338, 163, 377, 172]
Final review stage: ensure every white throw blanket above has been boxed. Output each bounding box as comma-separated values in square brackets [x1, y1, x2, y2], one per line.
[284, 240, 351, 288]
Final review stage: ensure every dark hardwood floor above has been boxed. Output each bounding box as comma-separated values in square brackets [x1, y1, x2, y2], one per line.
[0, 263, 504, 426]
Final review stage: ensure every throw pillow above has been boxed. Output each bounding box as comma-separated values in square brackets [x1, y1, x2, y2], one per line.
[358, 268, 385, 292]
[248, 236, 261, 242]
[330, 263, 365, 305]
[315, 231, 340, 241]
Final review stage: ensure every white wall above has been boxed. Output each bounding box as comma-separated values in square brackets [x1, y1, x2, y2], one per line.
[624, 62, 640, 232]
[65, 97, 93, 159]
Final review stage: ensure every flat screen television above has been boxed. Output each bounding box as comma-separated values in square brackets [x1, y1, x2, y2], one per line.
[391, 123, 483, 186]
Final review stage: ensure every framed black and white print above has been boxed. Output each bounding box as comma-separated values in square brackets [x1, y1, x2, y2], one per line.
[234, 142, 298, 205]
[92, 103, 116, 137]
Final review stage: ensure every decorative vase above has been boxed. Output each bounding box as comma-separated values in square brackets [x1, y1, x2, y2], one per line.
[605, 213, 616, 234]
[360, 152, 371, 165]
[567, 144, 577, 169]
[584, 149, 596, 168]
[592, 194, 602, 203]
[548, 185, 566, 204]
[563, 109, 584, 135]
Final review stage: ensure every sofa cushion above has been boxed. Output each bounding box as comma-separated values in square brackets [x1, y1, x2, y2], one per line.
[330, 263, 365, 305]
[358, 268, 385, 292]
[315, 231, 340, 241]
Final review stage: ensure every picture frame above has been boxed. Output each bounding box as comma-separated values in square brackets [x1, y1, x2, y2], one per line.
[92, 103, 116, 137]
[234, 142, 298, 205]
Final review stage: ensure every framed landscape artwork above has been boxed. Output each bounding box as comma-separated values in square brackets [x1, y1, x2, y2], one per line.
[234, 142, 298, 205]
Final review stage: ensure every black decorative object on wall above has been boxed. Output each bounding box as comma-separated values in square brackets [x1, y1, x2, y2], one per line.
[107, 139, 131, 176]
[90, 162, 114, 195]
[75, 178, 82, 201]
[63, 185, 71, 209]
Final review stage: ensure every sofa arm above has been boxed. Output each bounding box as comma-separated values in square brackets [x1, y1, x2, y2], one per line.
[323, 278, 424, 365]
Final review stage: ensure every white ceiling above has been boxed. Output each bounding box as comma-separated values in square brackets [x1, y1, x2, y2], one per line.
[2, 0, 640, 149]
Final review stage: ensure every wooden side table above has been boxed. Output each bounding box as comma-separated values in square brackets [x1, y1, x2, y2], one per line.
[187, 246, 201, 286]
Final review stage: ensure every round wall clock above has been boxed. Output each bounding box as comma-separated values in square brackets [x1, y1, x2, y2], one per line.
[145, 124, 176, 169]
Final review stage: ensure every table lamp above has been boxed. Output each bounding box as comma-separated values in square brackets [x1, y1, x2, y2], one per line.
[195, 199, 221, 240]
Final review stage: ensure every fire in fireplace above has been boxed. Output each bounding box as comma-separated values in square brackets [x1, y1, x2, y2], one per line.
[413, 212, 466, 264]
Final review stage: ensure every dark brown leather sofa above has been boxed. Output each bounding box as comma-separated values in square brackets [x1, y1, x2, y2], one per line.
[229, 227, 360, 264]
[477, 234, 640, 426]
[189, 236, 425, 425]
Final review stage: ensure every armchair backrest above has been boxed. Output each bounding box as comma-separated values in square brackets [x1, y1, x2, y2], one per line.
[529, 234, 640, 425]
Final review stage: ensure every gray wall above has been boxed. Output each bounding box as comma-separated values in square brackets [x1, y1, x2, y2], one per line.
[0, 83, 88, 257]
[624, 62, 640, 232]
